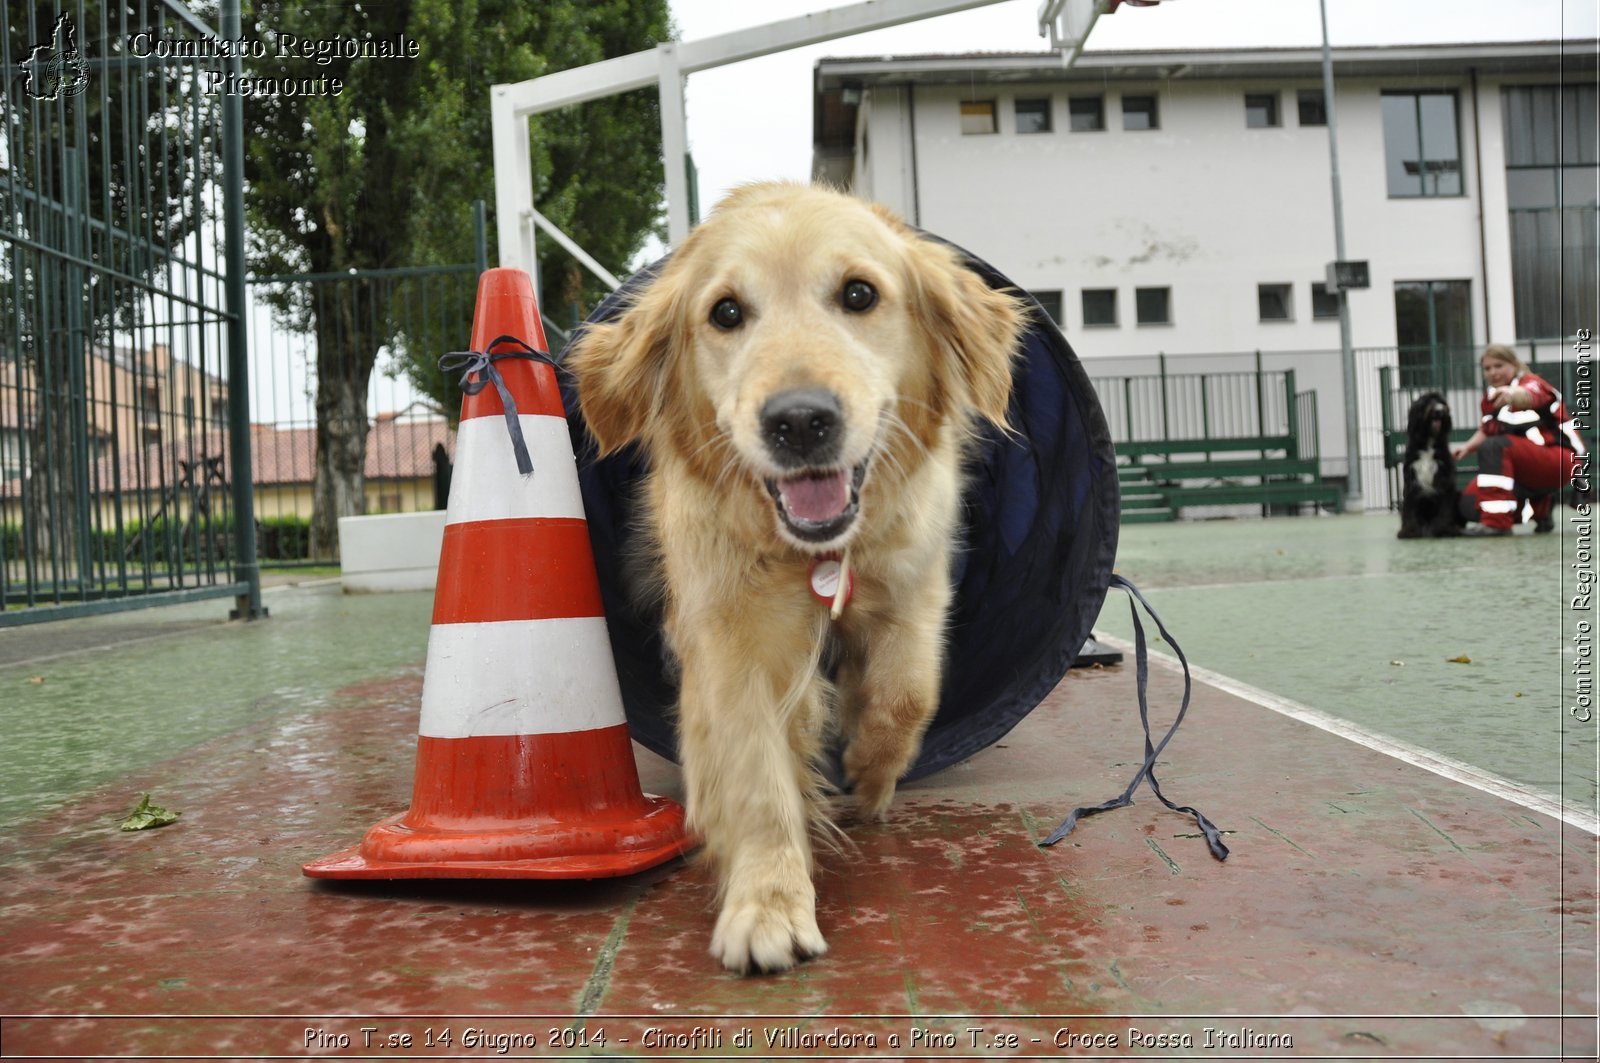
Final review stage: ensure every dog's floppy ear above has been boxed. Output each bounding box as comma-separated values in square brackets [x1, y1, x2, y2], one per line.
[895, 223, 1026, 428]
[1406, 395, 1427, 436]
[566, 266, 690, 455]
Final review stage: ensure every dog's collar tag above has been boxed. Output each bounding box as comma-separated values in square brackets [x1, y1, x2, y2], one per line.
[808, 554, 853, 617]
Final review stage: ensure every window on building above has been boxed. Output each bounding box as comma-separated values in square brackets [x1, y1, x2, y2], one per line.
[1258, 283, 1293, 321]
[1311, 282, 1340, 319]
[1297, 90, 1327, 127]
[1381, 91, 1462, 197]
[960, 100, 997, 135]
[1122, 95, 1159, 131]
[1135, 287, 1171, 325]
[1082, 288, 1118, 327]
[1245, 93, 1280, 128]
[1394, 280, 1474, 388]
[1030, 290, 1064, 325]
[1069, 95, 1105, 132]
[1015, 97, 1052, 134]
[1503, 83, 1599, 339]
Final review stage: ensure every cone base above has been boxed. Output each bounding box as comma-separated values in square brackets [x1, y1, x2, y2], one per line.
[302, 794, 695, 881]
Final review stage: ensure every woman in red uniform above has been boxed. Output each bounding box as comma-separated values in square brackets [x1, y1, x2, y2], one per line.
[1452, 344, 1584, 534]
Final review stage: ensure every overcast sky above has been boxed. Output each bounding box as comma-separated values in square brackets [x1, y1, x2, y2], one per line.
[663, 0, 1598, 222]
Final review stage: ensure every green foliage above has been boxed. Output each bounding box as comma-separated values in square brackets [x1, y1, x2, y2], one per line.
[93, 514, 235, 567]
[254, 515, 312, 561]
[0, 514, 314, 566]
[5, 2, 215, 333]
[241, 0, 674, 418]
[119, 794, 181, 832]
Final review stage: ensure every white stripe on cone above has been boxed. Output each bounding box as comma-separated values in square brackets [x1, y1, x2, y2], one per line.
[448, 414, 585, 524]
[418, 617, 627, 738]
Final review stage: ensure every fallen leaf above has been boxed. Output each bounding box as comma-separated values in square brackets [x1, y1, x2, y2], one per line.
[119, 794, 180, 832]
[1447, 655, 1473, 664]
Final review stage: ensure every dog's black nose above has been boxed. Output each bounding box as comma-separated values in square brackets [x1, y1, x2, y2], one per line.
[760, 389, 842, 466]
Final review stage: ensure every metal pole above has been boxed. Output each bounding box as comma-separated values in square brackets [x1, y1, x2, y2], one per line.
[657, 43, 691, 245]
[221, 0, 264, 620]
[1321, 0, 1362, 510]
[472, 199, 489, 274]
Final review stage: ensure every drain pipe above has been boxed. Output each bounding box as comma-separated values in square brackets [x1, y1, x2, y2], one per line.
[1470, 67, 1492, 346]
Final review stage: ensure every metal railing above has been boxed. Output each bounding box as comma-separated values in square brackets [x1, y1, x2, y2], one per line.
[2, 0, 257, 625]
[246, 262, 483, 565]
[1090, 363, 1295, 449]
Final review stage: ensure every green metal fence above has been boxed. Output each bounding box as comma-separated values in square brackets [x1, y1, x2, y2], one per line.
[1092, 359, 1294, 449]
[240, 202, 580, 568]
[1357, 339, 1584, 509]
[246, 260, 483, 566]
[2, 0, 259, 626]
[1377, 356, 1593, 506]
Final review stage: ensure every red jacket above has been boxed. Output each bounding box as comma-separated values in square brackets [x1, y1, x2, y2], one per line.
[1481, 372, 1585, 453]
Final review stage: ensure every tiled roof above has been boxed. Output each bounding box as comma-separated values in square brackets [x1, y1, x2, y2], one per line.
[0, 417, 456, 499]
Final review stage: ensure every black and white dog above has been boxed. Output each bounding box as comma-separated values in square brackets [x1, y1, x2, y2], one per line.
[1397, 392, 1464, 539]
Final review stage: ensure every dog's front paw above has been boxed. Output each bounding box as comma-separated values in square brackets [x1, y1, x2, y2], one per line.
[710, 883, 827, 975]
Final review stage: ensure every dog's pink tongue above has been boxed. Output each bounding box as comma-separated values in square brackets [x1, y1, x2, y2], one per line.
[780, 471, 849, 522]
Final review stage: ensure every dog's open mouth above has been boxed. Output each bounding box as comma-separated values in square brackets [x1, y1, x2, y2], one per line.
[765, 463, 868, 543]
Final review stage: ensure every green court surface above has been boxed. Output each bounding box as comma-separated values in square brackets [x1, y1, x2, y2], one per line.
[0, 583, 435, 831]
[1094, 510, 1595, 814]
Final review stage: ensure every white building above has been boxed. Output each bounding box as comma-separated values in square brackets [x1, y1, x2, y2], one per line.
[812, 40, 1598, 502]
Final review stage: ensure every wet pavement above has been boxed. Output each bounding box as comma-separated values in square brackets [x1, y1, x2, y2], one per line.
[0, 540, 1596, 1060]
[1096, 512, 1595, 808]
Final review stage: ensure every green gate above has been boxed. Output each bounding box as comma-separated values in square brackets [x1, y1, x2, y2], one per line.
[1, 0, 260, 625]
[246, 256, 485, 566]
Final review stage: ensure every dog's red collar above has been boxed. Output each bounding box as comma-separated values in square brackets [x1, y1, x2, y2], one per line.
[807, 550, 853, 618]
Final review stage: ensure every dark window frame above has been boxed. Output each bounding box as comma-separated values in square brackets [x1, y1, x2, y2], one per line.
[1030, 289, 1064, 325]
[1081, 288, 1118, 327]
[1135, 286, 1172, 326]
[1245, 92, 1280, 129]
[1311, 282, 1340, 320]
[1121, 94, 1160, 132]
[1068, 95, 1105, 132]
[1381, 89, 1464, 198]
[1015, 96, 1053, 135]
[1297, 89, 1327, 127]
[1258, 283, 1294, 322]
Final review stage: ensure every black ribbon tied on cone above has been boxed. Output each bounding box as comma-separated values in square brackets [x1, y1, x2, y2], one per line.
[437, 335, 556, 477]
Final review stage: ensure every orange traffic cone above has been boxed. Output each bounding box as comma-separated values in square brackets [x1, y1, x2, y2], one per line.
[304, 268, 693, 880]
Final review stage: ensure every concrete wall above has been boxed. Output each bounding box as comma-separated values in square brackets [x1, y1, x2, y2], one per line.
[861, 72, 1512, 359]
[848, 63, 1558, 502]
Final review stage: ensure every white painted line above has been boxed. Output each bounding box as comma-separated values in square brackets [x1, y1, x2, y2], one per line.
[447, 414, 587, 525]
[1094, 633, 1600, 836]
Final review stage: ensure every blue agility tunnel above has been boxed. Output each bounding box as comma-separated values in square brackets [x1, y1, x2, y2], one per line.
[558, 241, 1120, 784]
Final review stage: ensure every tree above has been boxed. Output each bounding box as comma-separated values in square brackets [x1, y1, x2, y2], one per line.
[242, 0, 672, 555]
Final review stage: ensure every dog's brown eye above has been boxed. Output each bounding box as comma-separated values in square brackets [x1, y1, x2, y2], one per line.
[710, 297, 743, 330]
[841, 280, 877, 313]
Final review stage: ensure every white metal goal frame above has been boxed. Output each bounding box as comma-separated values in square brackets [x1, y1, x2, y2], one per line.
[488, 0, 1145, 294]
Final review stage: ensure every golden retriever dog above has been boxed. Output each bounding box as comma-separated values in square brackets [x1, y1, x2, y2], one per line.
[567, 182, 1025, 973]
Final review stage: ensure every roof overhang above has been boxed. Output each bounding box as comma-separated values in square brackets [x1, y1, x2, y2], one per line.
[814, 38, 1597, 173]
